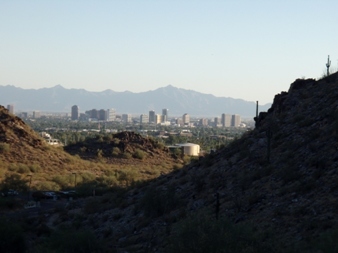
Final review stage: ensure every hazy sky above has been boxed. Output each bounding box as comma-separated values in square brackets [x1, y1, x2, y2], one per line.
[1, 0, 337, 104]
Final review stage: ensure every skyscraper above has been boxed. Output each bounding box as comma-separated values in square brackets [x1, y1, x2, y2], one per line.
[106, 108, 116, 122]
[149, 110, 155, 123]
[7, 104, 14, 114]
[155, 114, 161, 124]
[214, 117, 221, 127]
[162, 108, 169, 122]
[71, 105, 79, 120]
[221, 113, 231, 127]
[122, 114, 132, 123]
[98, 109, 106, 121]
[140, 114, 149, 124]
[182, 113, 190, 125]
[33, 111, 40, 119]
[231, 114, 241, 127]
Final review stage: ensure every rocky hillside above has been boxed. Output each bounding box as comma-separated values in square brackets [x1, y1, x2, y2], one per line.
[2, 73, 338, 252]
[40, 73, 338, 252]
[0, 107, 183, 190]
[64, 131, 181, 167]
[0, 106, 70, 168]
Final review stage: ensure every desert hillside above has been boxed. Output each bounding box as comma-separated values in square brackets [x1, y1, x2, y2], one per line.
[0, 107, 183, 190]
[1, 73, 338, 252]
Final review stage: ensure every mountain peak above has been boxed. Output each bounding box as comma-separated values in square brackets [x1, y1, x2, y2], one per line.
[52, 84, 65, 89]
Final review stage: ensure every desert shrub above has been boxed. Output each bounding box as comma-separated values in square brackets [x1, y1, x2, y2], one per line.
[183, 155, 192, 165]
[0, 217, 26, 253]
[42, 145, 51, 151]
[75, 181, 97, 197]
[98, 175, 119, 188]
[139, 185, 182, 218]
[133, 148, 147, 160]
[53, 175, 73, 189]
[80, 146, 87, 152]
[96, 149, 104, 159]
[111, 147, 120, 157]
[172, 164, 182, 171]
[0, 173, 29, 192]
[7, 163, 30, 174]
[0, 142, 10, 153]
[35, 181, 60, 191]
[80, 173, 96, 183]
[28, 164, 41, 173]
[16, 164, 31, 174]
[121, 152, 132, 159]
[167, 212, 275, 253]
[154, 141, 165, 149]
[41, 227, 102, 253]
[117, 169, 138, 186]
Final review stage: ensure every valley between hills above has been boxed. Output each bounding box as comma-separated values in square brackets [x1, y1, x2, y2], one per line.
[1, 72, 338, 252]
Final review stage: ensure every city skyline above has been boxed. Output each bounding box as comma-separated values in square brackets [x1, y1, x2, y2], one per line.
[1, 1, 337, 104]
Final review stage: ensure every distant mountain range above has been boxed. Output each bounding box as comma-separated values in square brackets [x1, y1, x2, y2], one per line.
[0, 84, 271, 117]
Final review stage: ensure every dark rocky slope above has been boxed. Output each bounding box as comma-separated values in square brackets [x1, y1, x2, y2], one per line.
[71, 73, 338, 251]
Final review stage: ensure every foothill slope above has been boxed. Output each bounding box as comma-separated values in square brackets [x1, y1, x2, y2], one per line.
[1, 72, 338, 252]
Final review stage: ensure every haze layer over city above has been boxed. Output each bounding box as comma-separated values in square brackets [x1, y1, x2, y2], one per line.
[1, 1, 338, 104]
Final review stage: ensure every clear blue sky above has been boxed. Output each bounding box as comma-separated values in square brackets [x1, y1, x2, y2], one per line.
[1, 0, 337, 104]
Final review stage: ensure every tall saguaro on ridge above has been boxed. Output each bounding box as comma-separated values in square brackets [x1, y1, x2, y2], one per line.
[326, 55, 331, 76]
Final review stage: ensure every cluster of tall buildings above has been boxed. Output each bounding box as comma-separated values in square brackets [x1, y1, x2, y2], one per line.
[71, 105, 116, 122]
[198, 114, 241, 127]
[3, 104, 241, 128]
[220, 114, 241, 127]
[70, 105, 241, 127]
[140, 109, 169, 124]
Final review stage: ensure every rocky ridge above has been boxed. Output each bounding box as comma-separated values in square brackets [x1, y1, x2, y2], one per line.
[59, 73, 338, 252]
[2, 72, 338, 252]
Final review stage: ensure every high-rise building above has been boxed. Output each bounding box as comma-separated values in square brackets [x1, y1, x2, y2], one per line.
[98, 109, 106, 121]
[221, 113, 231, 127]
[182, 113, 190, 125]
[71, 105, 79, 120]
[214, 117, 221, 127]
[176, 118, 183, 126]
[231, 114, 241, 127]
[33, 111, 40, 119]
[155, 114, 161, 124]
[122, 114, 132, 123]
[140, 114, 149, 124]
[86, 109, 99, 120]
[106, 108, 116, 122]
[149, 110, 155, 123]
[199, 118, 208, 126]
[7, 104, 14, 114]
[162, 108, 169, 122]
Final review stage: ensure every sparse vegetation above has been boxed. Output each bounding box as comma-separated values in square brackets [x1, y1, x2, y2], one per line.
[0, 218, 26, 253]
[0, 142, 10, 153]
[167, 211, 276, 253]
[139, 185, 183, 218]
[2, 72, 338, 252]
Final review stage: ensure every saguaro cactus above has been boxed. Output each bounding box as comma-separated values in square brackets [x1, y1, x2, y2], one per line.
[326, 55, 331, 76]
